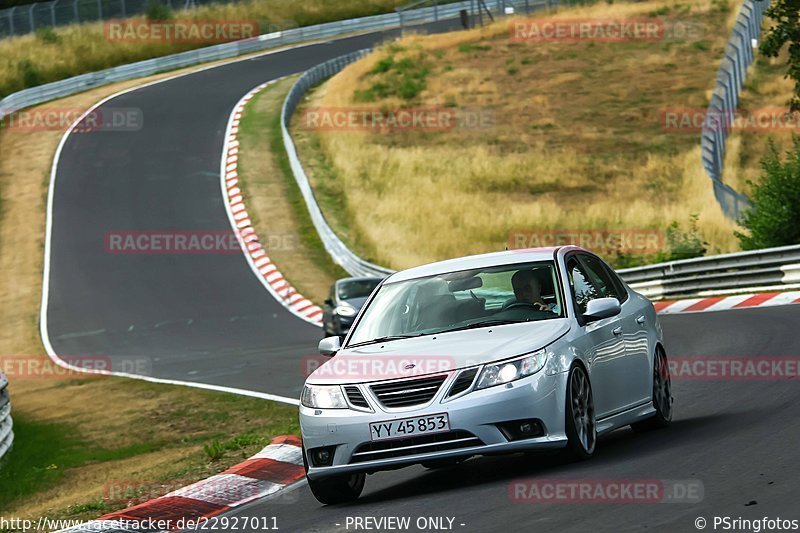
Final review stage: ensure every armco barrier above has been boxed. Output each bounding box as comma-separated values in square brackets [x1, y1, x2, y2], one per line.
[0, 373, 13, 464]
[0, 0, 522, 120]
[281, 50, 394, 279]
[618, 244, 800, 300]
[700, 0, 771, 220]
[280, 51, 800, 295]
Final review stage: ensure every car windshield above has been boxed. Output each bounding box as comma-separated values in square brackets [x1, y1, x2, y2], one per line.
[338, 278, 382, 300]
[347, 261, 563, 346]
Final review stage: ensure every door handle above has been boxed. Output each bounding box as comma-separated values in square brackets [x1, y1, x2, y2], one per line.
[612, 326, 623, 336]
[636, 316, 646, 325]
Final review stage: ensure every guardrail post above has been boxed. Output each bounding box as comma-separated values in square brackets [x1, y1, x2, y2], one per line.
[73, 0, 79, 22]
[96, 0, 102, 19]
[28, 3, 35, 32]
[120, 0, 126, 18]
[50, 0, 56, 27]
[8, 7, 14, 35]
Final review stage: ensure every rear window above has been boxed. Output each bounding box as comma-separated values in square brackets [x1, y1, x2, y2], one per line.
[338, 279, 382, 300]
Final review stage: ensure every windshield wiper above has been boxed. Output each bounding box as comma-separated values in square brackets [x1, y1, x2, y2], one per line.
[346, 334, 421, 348]
[435, 319, 527, 335]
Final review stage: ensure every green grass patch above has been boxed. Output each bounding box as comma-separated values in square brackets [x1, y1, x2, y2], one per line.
[0, 415, 162, 509]
[354, 49, 431, 102]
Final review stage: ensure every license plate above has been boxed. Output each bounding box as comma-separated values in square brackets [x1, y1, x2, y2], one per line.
[369, 413, 450, 441]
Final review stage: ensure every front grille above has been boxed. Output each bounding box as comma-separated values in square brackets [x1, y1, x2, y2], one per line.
[350, 430, 483, 463]
[370, 375, 447, 408]
[344, 386, 370, 409]
[447, 368, 478, 397]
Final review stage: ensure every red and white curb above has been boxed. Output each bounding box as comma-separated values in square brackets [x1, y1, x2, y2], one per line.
[61, 436, 304, 532]
[220, 80, 323, 328]
[654, 291, 800, 314]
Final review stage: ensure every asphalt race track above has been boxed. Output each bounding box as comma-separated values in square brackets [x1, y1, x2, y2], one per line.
[44, 18, 800, 533]
[228, 305, 800, 531]
[46, 21, 462, 399]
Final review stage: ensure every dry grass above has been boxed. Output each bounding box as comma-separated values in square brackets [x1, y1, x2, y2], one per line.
[236, 75, 346, 304]
[293, 0, 744, 270]
[0, 61, 298, 521]
[0, 0, 411, 98]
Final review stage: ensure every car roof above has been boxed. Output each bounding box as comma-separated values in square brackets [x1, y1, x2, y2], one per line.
[386, 247, 587, 283]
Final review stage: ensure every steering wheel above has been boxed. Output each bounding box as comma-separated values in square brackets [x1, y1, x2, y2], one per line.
[504, 301, 551, 312]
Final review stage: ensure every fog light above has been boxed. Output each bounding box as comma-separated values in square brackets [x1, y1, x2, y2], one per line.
[310, 446, 335, 467]
[496, 419, 545, 441]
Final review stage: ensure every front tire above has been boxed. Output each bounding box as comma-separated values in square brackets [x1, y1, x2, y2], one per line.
[303, 445, 365, 505]
[563, 364, 597, 459]
[632, 347, 673, 432]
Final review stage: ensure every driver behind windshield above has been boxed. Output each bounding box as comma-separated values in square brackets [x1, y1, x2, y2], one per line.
[509, 270, 553, 312]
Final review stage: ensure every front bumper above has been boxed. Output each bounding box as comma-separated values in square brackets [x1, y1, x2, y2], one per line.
[300, 369, 569, 479]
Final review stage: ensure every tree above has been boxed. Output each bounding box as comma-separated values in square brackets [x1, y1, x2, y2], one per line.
[736, 138, 800, 250]
[760, 0, 800, 110]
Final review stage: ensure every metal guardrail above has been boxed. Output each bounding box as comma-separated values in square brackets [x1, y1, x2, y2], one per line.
[281, 50, 394, 279]
[618, 245, 800, 300]
[0, 373, 13, 464]
[0, 0, 236, 39]
[700, 0, 771, 220]
[0, 0, 494, 119]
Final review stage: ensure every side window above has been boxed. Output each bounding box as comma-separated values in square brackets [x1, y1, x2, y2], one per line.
[601, 262, 629, 303]
[577, 255, 617, 300]
[566, 258, 599, 315]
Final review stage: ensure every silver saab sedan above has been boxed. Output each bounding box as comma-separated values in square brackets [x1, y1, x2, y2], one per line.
[299, 246, 673, 504]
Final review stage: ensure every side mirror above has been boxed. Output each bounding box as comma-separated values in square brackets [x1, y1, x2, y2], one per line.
[318, 336, 341, 357]
[583, 297, 621, 323]
[324, 298, 334, 306]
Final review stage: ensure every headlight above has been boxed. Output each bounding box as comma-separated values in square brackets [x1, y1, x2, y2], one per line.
[475, 349, 548, 390]
[301, 384, 348, 409]
[334, 304, 357, 317]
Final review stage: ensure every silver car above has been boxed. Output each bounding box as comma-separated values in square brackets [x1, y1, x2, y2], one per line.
[299, 246, 673, 504]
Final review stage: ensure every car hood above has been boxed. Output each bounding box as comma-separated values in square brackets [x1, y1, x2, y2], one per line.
[307, 319, 571, 385]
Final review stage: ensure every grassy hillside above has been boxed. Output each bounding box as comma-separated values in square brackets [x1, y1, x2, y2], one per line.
[292, 0, 744, 270]
[0, 0, 410, 99]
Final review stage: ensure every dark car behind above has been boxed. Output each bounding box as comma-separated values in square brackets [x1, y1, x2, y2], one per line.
[322, 277, 384, 337]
